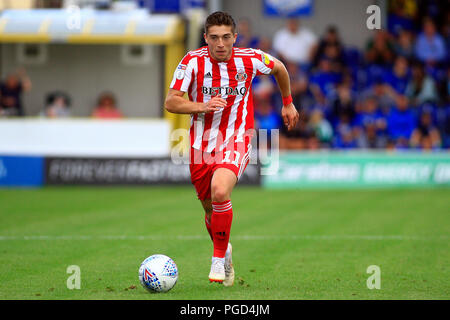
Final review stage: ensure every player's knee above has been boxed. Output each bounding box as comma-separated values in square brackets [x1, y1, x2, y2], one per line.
[211, 185, 229, 203]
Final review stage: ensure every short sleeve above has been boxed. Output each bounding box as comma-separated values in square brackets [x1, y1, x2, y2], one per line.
[170, 54, 194, 92]
[252, 49, 275, 76]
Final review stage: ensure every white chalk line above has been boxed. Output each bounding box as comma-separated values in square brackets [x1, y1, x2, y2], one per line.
[0, 235, 448, 241]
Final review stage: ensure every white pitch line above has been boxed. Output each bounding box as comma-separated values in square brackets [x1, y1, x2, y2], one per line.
[0, 235, 448, 241]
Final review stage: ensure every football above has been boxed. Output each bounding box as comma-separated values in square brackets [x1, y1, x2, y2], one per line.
[139, 254, 178, 293]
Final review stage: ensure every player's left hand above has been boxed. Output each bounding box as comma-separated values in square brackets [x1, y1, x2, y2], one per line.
[282, 103, 299, 131]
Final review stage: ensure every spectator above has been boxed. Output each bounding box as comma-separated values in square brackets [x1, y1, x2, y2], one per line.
[387, 0, 418, 35]
[272, 18, 317, 66]
[308, 108, 333, 148]
[357, 79, 396, 116]
[357, 122, 389, 149]
[40, 91, 71, 118]
[434, 65, 449, 103]
[354, 96, 388, 148]
[235, 18, 259, 48]
[322, 43, 346, 73]
[253, 75, 275, 101]
[393, 29, 415, 59]
[0, 68, 32, 117]
[405, 61, 439, 106]
[256, 37, 277, 57]
[309, 57, 342, 104]
[286, 62, 314, 112]
[254, 95, 282, 149]
[333, 112, 357, 149]
[442, 12, 450, 56]
[447, 67, 450, 104]
[279, 109, 313, 150]
[91, 92, 124, 119]
[387, 95, 416, 148]
[438, 104, 450, 148]
[410, 109, 442, 149]
[383, 55, 410, 94]
[365, 30, 395, 66]
[355, 96, 387, 131]
[414, 17, 446, 66]
[331, 82, 356, 128]
[311, 26, 345, 70]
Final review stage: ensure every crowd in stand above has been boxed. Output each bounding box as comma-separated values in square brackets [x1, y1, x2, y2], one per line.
[0, 70, 124, 119]
[1, 1, 448, 150]
[249, 2, 449, 150]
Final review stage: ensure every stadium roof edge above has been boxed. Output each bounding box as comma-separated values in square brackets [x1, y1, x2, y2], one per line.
[0, 9, 185, 44]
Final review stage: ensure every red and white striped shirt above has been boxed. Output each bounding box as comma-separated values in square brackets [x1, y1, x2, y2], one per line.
[170, 46, 275, 153]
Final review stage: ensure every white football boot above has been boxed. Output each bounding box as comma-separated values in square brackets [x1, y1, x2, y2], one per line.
[223, 243, 235, 287]
[209, 257, 225, 283]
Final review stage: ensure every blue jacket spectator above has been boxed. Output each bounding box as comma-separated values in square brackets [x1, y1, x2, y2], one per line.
[383, 55, 410, 94]
[394, 29, 415, 60]
[387, 95, 416, 142]
[354, 96, 388, 149]
[310, 57, 342, 103]
[414, 18, 447, 65]
[387, 0, 418, 35]
[235, 18, 260, 49]
[333, 113, 357, 149]
[354, 96, 387, 134]
[254, 99, 282, 138]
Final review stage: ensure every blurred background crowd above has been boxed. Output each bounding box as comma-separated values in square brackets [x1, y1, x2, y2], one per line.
[0, 68, 123, 119]
[246, 1, 450, 151]
[0, 0, 449, 151]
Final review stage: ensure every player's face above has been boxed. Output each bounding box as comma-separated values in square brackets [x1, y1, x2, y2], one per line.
[204, 25, 237, 62]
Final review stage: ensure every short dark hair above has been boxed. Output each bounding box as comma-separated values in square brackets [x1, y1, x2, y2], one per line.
[204, 11, 236, 34]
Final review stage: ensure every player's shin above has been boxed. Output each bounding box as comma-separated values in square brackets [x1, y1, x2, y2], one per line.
[205, 213, 213, 241]
[211, 200, 233, 258]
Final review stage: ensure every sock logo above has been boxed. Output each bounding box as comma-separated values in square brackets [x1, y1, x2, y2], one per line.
[215, 231, 226, 237]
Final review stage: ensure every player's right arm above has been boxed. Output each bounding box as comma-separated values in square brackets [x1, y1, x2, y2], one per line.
[165, 89, 226, 114]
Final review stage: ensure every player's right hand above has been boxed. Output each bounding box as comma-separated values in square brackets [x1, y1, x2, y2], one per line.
[201, 96, 227, 113]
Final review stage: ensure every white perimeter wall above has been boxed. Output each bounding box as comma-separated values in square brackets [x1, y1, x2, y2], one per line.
[0, 119, 171, 157]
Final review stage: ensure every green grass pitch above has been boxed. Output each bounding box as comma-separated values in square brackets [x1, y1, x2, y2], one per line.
[0, 186, 449, 300]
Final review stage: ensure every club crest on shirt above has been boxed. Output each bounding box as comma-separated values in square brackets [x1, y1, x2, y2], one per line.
[235, 69, 247, 82]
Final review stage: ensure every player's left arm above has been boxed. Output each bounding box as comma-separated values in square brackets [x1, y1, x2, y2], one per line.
[270, 58, 299, 131]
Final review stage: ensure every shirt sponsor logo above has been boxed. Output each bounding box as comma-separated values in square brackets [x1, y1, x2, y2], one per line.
[201, 86, 248, 96]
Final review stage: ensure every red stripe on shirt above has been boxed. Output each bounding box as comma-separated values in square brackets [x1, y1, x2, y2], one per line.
[172, 54, 192, 91]
[201, 61, 221, 151]
[217, 57, 238, 148]
[232, 56, 254, 143]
